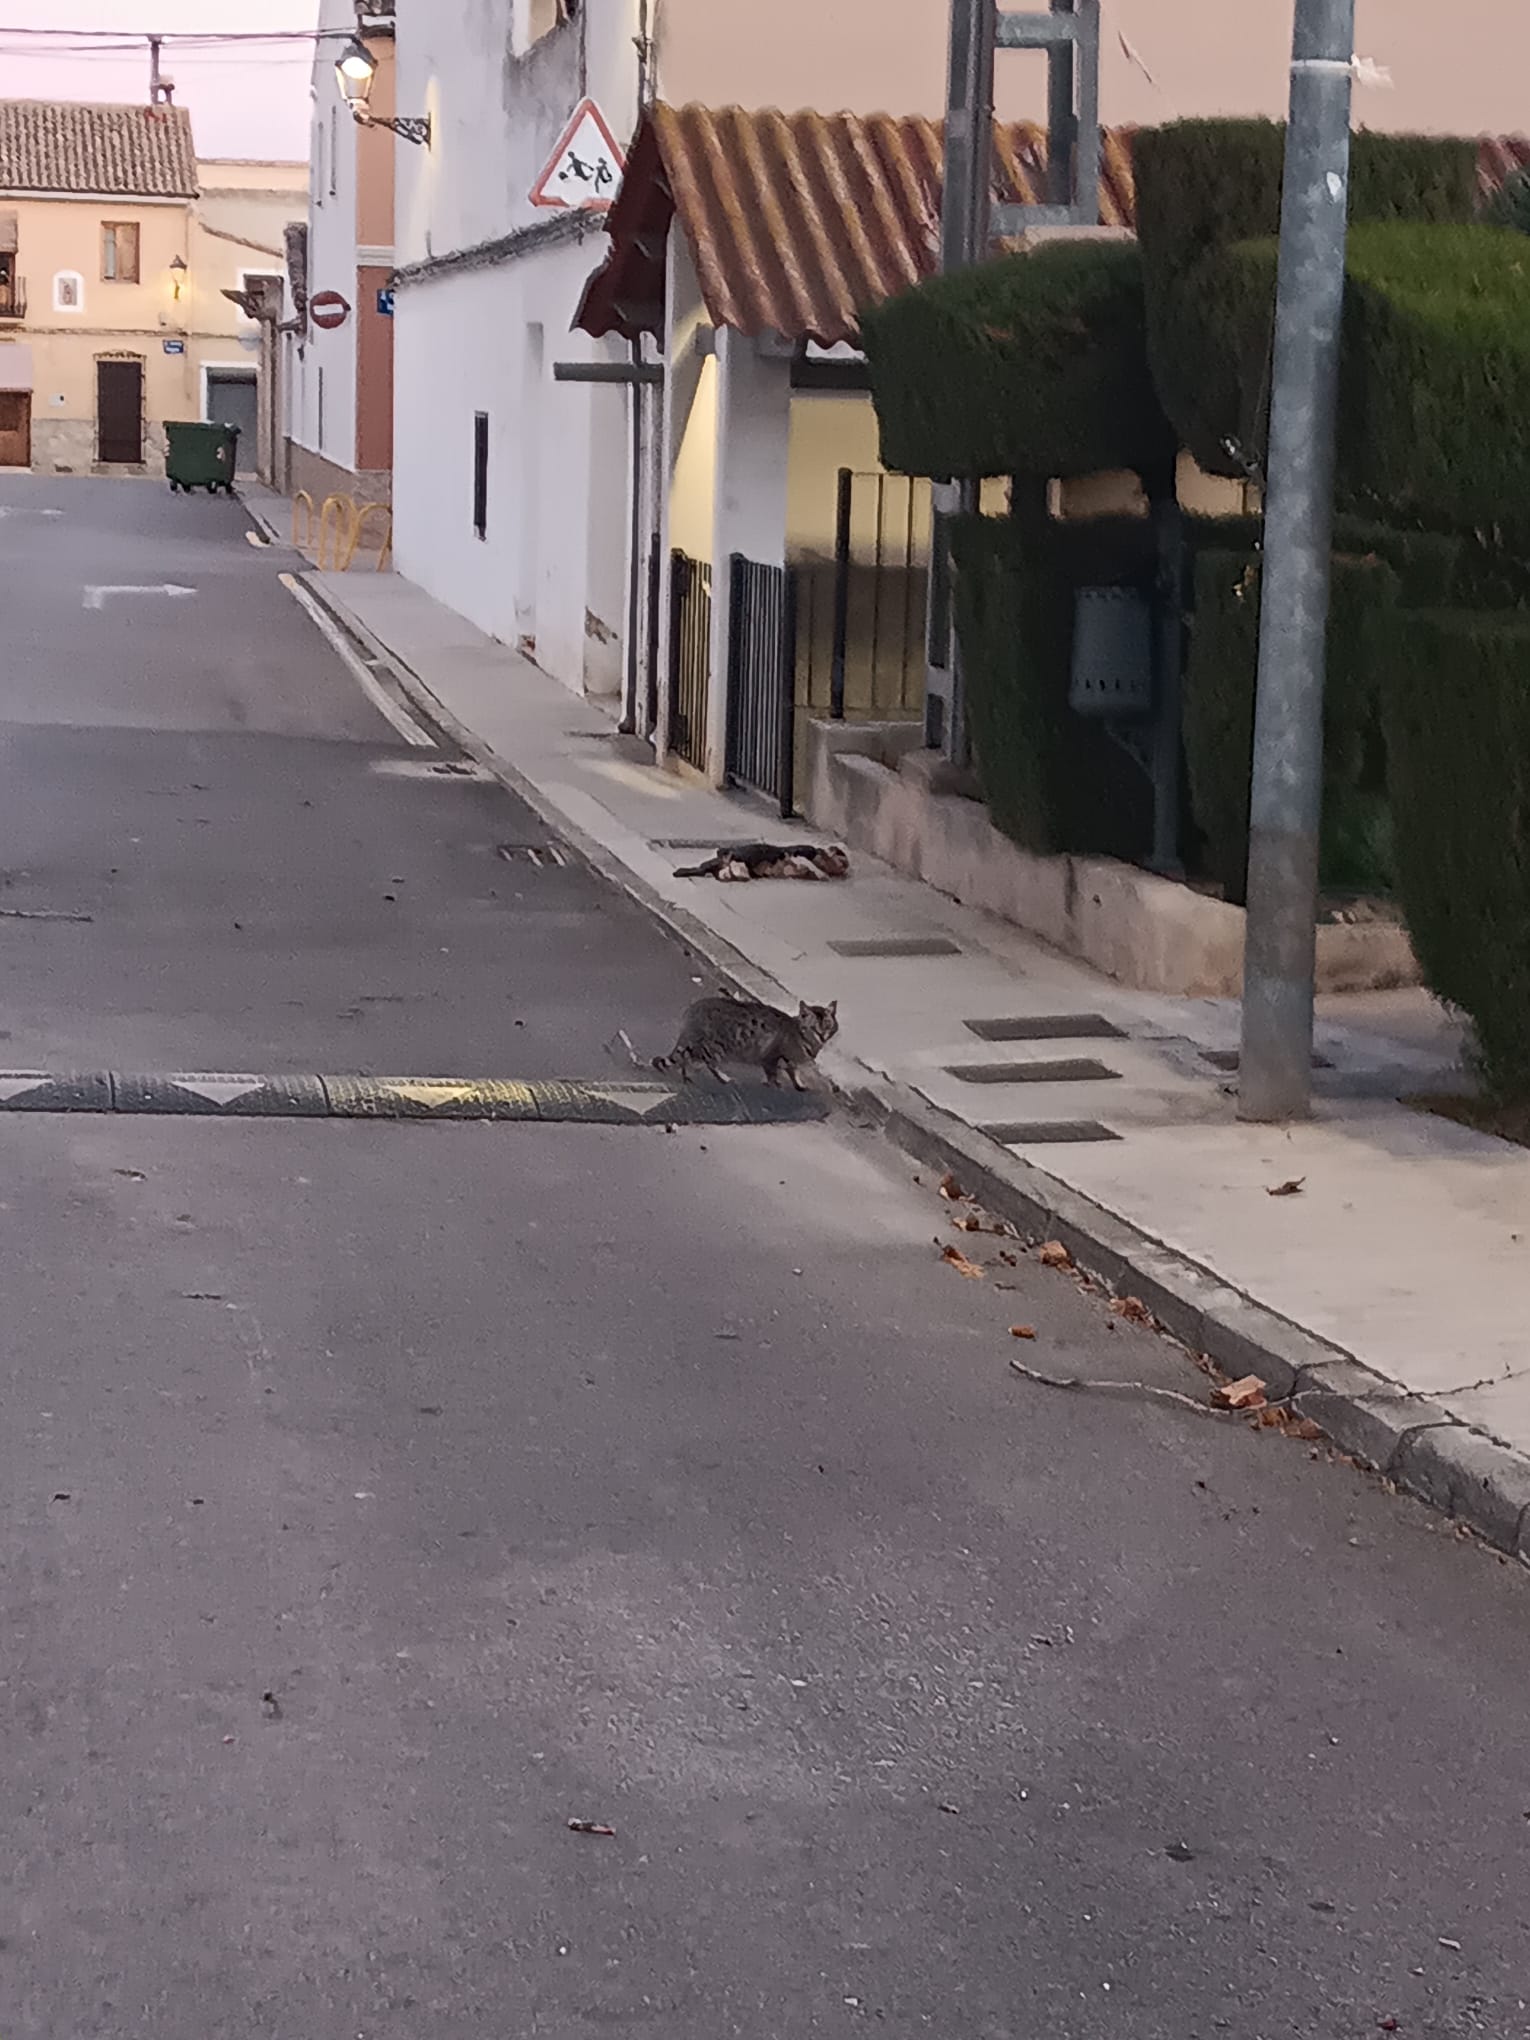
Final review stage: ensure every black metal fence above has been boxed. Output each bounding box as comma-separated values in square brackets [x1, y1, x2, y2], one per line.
[794, 468, 930, 722]
[668, 550, 712, 771]
[726, 555, 796, 816]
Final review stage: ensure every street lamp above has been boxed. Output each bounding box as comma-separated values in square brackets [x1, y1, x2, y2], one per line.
[334, 37, 431, 147]
[168, 253, 187, 301]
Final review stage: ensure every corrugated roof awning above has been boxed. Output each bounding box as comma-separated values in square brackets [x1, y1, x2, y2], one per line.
[575, 102, 1137, 349]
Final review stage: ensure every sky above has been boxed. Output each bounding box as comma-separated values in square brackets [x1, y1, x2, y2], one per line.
[0, 3, 318, 161]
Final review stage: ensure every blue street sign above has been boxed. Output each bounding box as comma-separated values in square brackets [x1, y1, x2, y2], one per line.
[163, 338, 186, 355]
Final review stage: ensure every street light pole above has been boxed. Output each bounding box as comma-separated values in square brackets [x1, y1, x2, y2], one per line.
[1237, 0, 1356, 1123]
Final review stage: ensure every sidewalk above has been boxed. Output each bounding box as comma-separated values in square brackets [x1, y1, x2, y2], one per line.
[297, 552, 1530, 1554]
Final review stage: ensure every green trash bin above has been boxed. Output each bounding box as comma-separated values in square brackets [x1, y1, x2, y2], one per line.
[165, 419, 240, 496]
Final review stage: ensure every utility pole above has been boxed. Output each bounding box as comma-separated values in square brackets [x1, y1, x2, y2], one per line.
[926, 0, 1100, 762]
[1236, 0, 1356, 1122]
[148, 36, 174, 105]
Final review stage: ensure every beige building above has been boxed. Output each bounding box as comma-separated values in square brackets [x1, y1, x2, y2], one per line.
[189, 156, 308, 475]
[0, 99, 305, 477]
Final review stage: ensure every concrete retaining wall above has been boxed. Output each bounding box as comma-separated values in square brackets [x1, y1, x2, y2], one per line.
[803, 719, 1418, 997]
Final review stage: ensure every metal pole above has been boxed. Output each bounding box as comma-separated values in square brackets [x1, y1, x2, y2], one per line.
[1237, 0, 1355, 1123]
[829, 466, 852, 719]
[1045, 0, 1076, 208]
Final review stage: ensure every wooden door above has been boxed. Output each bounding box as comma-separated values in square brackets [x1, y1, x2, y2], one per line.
[0, 390, 29, 467]
[96, 358, 143, 465]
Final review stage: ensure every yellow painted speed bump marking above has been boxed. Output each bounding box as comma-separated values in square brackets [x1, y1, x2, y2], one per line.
[387, 1082, 497, 1109]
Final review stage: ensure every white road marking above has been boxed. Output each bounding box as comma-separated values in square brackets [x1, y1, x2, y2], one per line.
[171, 1077, 266, 1107]
[83, 583, 196, 609]
[244, 530, 270, 548]
[278, 572, 436, 749]
[0, 505, 64, 519]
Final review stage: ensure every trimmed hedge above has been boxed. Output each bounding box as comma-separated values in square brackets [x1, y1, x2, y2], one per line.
[1133, 120, 1478, 285]
[1385, 608, 1530, 1097]
[1341, 223, 1530, 540]
[1482, 165, 1530, 234]
[861, 239, 1174, 481]
[950, 510, 1154, 856]
[1134, 121, 1481, 476]
[1183, 549, 1400, 903]
[1147, 218, 1530, 532]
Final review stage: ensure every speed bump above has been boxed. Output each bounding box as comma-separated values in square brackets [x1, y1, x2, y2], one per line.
[0, 1072, 828, 1125]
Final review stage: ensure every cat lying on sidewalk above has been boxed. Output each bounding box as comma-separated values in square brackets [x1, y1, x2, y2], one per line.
[672, 842, 850, 882]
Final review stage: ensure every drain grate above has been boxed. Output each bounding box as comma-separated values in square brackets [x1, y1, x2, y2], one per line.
[1201, 1048, 1332, 1072]
[946, 1057, 1121, 1084]
[497, 843, 569, 868]
[965, 1013, 1125, 1042]
[829, 936, 962, 959]
[980, 1119, 1123, 1145]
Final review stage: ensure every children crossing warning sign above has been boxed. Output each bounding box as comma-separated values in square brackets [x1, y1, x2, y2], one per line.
[530, 98, 625, 211]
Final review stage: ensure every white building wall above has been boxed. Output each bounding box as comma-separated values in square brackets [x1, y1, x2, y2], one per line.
[291, 0, 363, 470]
[391, 0, 643, 693]
[392, 239, 630, 689]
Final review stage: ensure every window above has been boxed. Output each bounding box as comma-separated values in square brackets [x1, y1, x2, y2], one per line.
[316, 365, 326, 452]
[314, 121, 325, 206]
[54, 270, 83, 312]
[101, 222, 140, 282]
[329, 105, 339, 198]
[473, 412, 489, 539]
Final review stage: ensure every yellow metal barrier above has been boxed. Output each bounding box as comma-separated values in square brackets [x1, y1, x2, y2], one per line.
[343, 500, 394, 574]
[291, 489, 315, 549]
[316, 493, 359, 572]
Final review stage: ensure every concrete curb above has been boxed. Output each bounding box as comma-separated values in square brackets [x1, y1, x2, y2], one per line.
[303, 573, 1530, 1563]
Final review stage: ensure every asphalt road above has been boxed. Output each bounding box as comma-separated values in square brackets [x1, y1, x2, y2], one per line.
[2, 476, 1529, 2040]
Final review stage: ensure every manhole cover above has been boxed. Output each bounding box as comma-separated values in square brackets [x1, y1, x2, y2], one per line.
[965, 1014, 1126, 1042]
[946, 1058, 1121, 1084]
[829, 937, 962, 959]
[979, 1120, 1123, 1145]
[496, 843, 569, 867]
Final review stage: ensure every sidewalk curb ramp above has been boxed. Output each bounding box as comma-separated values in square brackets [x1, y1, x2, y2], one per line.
[300, 572, 1530, 1564]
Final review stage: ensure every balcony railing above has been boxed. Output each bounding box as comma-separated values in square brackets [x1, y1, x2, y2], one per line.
[0, 277, 27, 322]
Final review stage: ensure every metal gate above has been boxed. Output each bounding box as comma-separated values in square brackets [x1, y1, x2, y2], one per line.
[726, 555, 796, 816]
[668, 550, 711, 771]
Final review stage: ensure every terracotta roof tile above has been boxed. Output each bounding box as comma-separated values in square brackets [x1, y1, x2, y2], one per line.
[579, 108, 1530, 350]
[0, 99, 198, 199]
[577, 103, 1136, 348]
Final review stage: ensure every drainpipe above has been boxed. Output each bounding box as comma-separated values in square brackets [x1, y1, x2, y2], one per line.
[620, 0, 657, 735]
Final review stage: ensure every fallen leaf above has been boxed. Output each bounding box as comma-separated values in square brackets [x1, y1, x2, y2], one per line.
[1289, 1417, 1325, 1442]
[1110, 1296, 1152, 1325]
[954, 1214, 983, 1232]
[938, 1171, 965, 1202]
[567, 1819, 616, 1837]
[1267, 1177, 1306, 1198]
[1009, 1325, 1037, 1340]
[1038, 1240, 1072, 1269]
[1212, 1373, 1268, 1411]
[939, 1243, 985, 1279]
